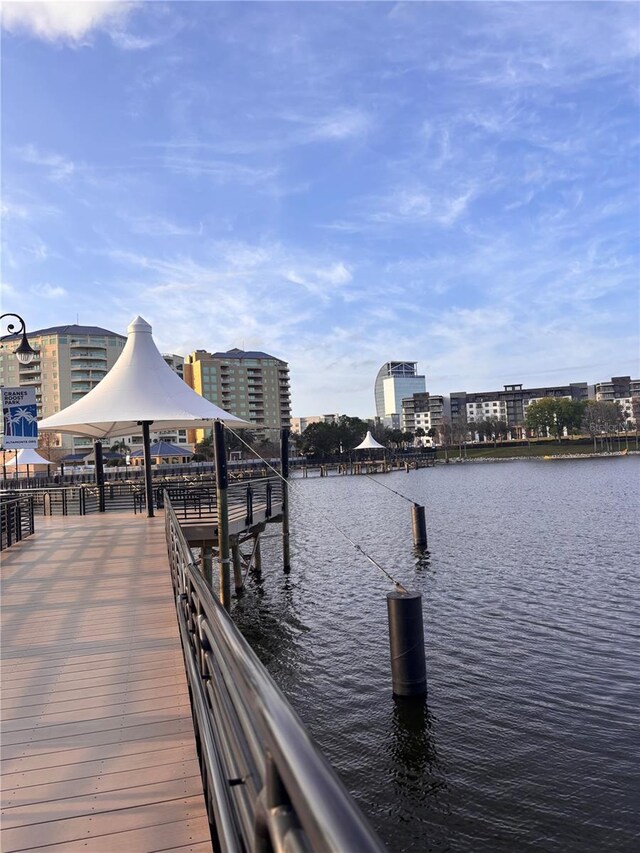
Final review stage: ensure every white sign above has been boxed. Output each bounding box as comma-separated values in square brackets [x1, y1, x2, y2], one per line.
[2, 386, 38, 449]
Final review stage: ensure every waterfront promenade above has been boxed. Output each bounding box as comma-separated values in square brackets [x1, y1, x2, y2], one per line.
[0, 513, 212, 852]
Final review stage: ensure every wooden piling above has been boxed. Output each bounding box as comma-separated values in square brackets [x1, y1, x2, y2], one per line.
[214, 420, 231, 609]
[201, 542, 213, 586]
[281, 428, 291, 572]
[253, 533, 262, 572]
[231, 539, 244, 593]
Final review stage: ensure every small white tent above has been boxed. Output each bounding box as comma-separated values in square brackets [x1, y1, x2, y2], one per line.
[354, 431, 385, 450]
[4, 448, 51, 477]
[5, 448, 51, 466]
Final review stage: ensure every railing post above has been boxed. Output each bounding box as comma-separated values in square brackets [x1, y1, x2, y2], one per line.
[281, 428, 291, 572]
[246, 485, 253, 526]
[266, 482, 272, 518]
[214, 421, 231, 609]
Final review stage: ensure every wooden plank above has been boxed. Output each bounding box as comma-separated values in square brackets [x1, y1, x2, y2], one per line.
[0, 513, 212, 853]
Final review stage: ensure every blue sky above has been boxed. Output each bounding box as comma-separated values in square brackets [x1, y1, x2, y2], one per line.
[2, 1, 638, 417]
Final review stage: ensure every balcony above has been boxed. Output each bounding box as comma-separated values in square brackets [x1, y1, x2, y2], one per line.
[70, 348, 106, 357]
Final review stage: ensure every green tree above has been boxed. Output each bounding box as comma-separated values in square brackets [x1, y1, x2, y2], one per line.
[525, 398, 557, 438]
[581, 401, 621, 452]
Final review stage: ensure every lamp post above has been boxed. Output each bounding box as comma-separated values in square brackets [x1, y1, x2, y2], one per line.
[0, 313, 37, 364]
[1, 315, 37, 471]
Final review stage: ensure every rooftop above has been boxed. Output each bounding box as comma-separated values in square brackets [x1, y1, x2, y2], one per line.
[1, 324, 125, 342]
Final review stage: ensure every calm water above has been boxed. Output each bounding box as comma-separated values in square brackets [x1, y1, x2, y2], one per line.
[232, 458, 640, 852]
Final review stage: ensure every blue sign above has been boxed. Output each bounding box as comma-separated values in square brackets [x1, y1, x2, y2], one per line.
[2, 386, 38, 449]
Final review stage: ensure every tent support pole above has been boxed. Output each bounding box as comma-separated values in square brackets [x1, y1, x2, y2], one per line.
[141, 421, 154, 518]
[94, 440, 106, 512]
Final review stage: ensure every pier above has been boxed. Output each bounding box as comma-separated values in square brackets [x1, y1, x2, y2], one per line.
[0, 488, 385, 852]
[1, 512, 212, 852]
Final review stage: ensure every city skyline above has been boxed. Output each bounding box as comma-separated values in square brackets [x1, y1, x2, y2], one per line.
[2, 2, 638, 418]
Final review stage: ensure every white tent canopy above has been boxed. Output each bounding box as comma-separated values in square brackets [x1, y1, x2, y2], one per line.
[38, 316, 250, 440]
[354, 431, 385, 450]
[5, 448, 51, 466]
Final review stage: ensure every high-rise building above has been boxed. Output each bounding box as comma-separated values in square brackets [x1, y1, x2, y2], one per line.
[0, 324, 126, 452]
[184, 348, 291, 443]
[374, 362, 426, 427]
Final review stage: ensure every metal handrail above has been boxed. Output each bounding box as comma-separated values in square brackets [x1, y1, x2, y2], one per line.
[164, 494, 386, 853]
[0, 494, 35, 549]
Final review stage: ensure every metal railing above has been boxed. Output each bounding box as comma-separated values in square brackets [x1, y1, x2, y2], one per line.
[165, 495, 386, 853]
[149, 478, 283, 528]
[1, 494, 35, 550]
[2, 484, 144, 516]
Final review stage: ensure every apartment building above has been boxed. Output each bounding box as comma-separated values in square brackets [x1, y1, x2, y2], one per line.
[401, 393, 444, 442]
[0, 324, 126, 452]
[184, 348, 291, 443]
[451, 382, 589, 438]
[594, 376, 640, 425]
[374, 362, 426, 427]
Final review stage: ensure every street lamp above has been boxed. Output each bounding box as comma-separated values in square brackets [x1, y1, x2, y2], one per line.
[1, 313, 37, 364]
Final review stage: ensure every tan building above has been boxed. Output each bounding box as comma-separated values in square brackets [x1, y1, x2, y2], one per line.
[0, 324, 126, 453]
[290, 414, 340, 434]
[184, 348, 291, 444]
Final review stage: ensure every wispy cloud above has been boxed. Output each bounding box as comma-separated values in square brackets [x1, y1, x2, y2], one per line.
[31, 282, 68, 299]
[16, 145, 76, 182]
[1, 1, 135, 44]
[123, 215, 203, 238]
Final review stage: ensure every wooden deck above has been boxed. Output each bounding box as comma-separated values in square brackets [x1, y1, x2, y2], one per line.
[0, 512, 212, 853]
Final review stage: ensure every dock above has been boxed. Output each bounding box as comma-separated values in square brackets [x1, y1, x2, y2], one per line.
[0, 512, 212, 853]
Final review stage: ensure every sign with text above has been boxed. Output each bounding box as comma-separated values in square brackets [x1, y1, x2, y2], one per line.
[2, 386, 38, 449]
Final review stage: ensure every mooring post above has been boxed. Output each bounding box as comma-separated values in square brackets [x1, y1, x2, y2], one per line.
[387, 590, 427, 697]
[231, 538, 244, 593]
[281, 428, 291, 572]
[94, 440, 106, 513]
[214, 420, 231, 609]
[411, 503, 428, 549]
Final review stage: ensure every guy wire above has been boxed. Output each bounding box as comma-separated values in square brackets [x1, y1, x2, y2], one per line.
[224, 424, 408, 592]
[363, 473, 418, 505]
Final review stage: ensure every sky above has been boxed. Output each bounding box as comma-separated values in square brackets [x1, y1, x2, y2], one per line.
[1, 1, 638, 418]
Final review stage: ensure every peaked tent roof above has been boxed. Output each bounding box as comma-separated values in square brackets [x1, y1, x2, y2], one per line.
[130, 441, 194, 458]
[38, 316, 251, 440]
[354, 431, 385, 450]
[5, 448, 51, 466]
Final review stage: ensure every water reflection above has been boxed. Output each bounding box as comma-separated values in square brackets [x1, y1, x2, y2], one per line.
[413, 548, 432, 572]
[390, 696, 448, 804]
